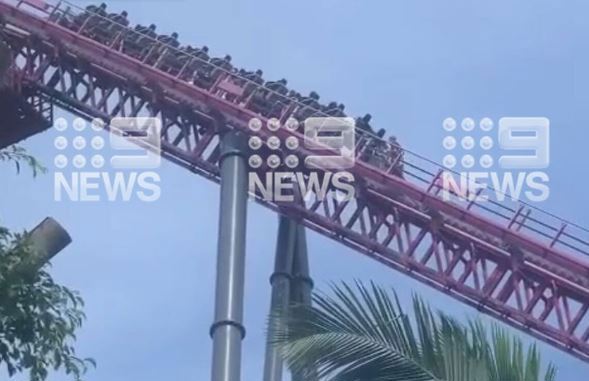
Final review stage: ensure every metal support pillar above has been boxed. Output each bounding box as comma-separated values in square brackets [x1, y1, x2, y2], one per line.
[291, 224, 316, 381]
[0, 38, 10, 87]
[291, 224, 313, 307]
[210, 129, 249, 381]
[263, 215, 298, 381]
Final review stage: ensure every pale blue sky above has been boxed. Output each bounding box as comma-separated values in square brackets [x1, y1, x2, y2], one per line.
[1, 0, 588, 380]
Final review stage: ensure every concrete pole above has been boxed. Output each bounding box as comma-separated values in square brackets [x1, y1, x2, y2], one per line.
[210, 130, 249, 381]
[291, 224, 316, 381]
[263, 215, 298, 381]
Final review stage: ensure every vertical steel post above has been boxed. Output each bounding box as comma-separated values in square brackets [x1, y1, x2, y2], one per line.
[0, 39, 10, 87]
[292, 224, 313, 306]
[291, 224, 315, 381]
[210, 129, 249, 381]
[263, 215, 298, 381]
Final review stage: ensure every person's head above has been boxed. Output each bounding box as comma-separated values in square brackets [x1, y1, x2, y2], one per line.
[376, 128, 385, 138]
[149, 24, 156, 31]
[171, 32, 179, 39]
[121, 11, 128, 17]
[224, 54, 232, 62]
[338, 103, 345, 110]
[310, 91, 319, 100]
[255, 69, 263, 76]
[99, 3, 107, 9]
[279, 78, 287, 85]
[202, 46, 209, 53]
[327, 101, 337, 108]
[363, 113, 372, 123]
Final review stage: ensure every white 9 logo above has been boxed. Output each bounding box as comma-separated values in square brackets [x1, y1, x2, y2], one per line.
[498, 117, 549, 169]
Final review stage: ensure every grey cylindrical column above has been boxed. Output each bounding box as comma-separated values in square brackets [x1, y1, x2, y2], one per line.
[263, 215, 298, 381]
[292, 224, 313, 306]
[0, 39, 9, 87]
[27, 217, 72, 270]
[9, 217, 73, 275]
[210, 130, 249, 381]
[291, 224, 316, 381]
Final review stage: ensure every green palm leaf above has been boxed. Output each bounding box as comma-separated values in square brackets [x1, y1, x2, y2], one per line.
[269, 281, 557, 381]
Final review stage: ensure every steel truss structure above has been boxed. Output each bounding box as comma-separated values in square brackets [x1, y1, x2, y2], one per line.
[2, 0, 589, 367]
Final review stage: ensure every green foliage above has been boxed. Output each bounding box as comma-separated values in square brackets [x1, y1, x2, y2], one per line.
[0, 146, 46, 177]
[0, 227, 94, 381]
[270, 281, 557, 381]
[0, 146, 93, 380]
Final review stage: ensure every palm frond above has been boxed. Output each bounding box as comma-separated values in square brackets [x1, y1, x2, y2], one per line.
[269, 281, 558, 381]
[270, 281, 439, 381]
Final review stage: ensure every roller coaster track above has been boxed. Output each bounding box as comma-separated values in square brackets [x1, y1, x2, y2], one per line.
[2, 0, 589, 362]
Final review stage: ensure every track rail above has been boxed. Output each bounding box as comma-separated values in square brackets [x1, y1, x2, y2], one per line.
[2, 0, 589, 361]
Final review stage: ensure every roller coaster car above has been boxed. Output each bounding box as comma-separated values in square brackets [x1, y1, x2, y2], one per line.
[153, 50, 190, 76]
[213, 75, 245, 102]
[48, 6, 74, 27]
[50, 10, 98, 39]
[176, 58, 201, 81]
[121, 36, 152, 60]
[90, 19, 128, 47]
[192, 68, 214, 90]
[356, 134, 404, 177]
[244, 89, 289, 118]
[36, 4, 405, 179]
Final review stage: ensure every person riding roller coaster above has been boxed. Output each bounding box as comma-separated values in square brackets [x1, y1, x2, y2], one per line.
[192, 46, 210, 61]
[293, 91, 320, 120]
[248, 78, 288, 117]
[324, 102, 347, 117]
[106, 11, 129, 31]
[86, 3, 108, 17]
[188, 46, 211, 79]
[141, 32, 179, 66]
[91, 10, 128, 45]
[210, 55, 233, 80]
[121, 24, 156, 58]
[193, 54, 232, 89]
[73, 3, 107, 32]
[134, 24, 157, 40]
[240, 69, 264, 100]
[165, 45, 201, 79]
[157, 32, 180, 48]
[264, 78, 289, 116]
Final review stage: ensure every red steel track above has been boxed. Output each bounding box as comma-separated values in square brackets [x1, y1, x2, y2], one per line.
[2, 0, 589, 362]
